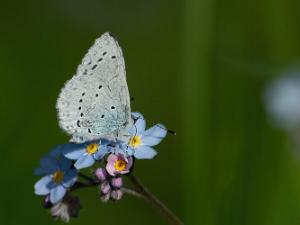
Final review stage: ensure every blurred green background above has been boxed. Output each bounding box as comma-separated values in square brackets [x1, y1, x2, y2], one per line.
[1, 0, 300, 225]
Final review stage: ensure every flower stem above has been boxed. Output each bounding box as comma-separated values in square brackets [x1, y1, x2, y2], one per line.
[70, 173, 184, 225]
[78, 172, 98, 184]
[70, 181, 97, 191]
[122, 187, 146, 199]
[128, 174, 184, 225]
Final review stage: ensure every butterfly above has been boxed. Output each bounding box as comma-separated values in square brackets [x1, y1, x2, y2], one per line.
[56, 33, 133, 143]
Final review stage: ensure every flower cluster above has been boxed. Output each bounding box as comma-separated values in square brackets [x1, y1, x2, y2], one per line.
[95, 167, 126, 202]
[34, 112, 167, 222]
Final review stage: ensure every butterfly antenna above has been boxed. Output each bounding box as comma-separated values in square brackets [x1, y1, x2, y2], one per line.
[156, 124, 176, 135]
[167, 129, 176, 135]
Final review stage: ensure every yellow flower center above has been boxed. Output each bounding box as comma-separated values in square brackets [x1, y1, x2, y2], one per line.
[114, 159, 127, 171]
[52, 170, 64, 183]
[128, 136, 141, 148]
[86, 143, 99, 154]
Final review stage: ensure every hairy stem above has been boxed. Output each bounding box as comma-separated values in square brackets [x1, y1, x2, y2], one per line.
[128, 174, 184, 225]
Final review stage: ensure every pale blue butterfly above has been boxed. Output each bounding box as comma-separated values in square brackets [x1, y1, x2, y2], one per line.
[56, 33, 133, 143]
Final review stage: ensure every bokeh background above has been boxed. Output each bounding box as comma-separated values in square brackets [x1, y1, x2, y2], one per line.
[1, 0, 300, 225]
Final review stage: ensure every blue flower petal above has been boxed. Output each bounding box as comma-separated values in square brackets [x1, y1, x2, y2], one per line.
[126, 147, 135, 156]
[50, 185, 66, 204]
[74, 154, 95, 169]
[62, 169, 77, 188]
[130, 112, 146, 135]
[34, 176, 53, 195]
[48, 145, 64, 158]
[65, 143, 87, 152]
[134, 146, 157, 159]
[143, 123, 167, 137]
[142, 124, 167, 146]
[40, 156, 59, 174]
[132, 112, 144, 120]
[142, 136, 165, 146]
[93, 145, 109, 160]
[64, 148, 86, 160]
[59, 156, 72, 172]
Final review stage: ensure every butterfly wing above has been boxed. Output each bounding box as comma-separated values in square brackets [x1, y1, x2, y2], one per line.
[56, 33, 132, 143]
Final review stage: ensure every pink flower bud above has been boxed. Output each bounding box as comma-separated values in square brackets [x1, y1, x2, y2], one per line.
[101, 193, 110, 203]
[111, 177, 123, 188]
[111, 189, 123, 201]
[100, 181, 111, 195]
[95, 168, 107, 181]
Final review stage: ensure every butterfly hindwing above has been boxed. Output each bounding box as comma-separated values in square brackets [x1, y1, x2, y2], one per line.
[57, 33, 132, 143]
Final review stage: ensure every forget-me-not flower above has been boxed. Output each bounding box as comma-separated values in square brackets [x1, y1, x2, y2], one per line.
[63, 140, 109, 169]
[127, 112, 167, 159]
[34, 146, 77, 204]
[106, 153, 133, 176]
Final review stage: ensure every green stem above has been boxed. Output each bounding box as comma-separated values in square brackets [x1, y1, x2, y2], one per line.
[78, 172, 98, 184]
[128, 174, 184, 225]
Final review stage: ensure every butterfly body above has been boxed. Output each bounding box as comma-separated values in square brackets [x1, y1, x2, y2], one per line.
[57, 33, 133, 143]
